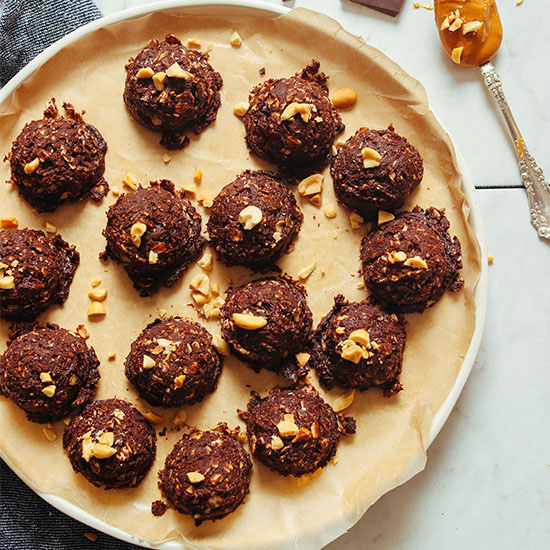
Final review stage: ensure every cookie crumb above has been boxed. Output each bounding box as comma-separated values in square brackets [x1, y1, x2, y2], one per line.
[45, 221, 57, 233]
[412, 2, 433, 10]
[230, 31, 243, 47]
[0, 217, 18, 229]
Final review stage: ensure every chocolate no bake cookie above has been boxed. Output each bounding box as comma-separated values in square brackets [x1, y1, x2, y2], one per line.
[63, 398, 156, 489]
[125, 316, 223, 407]
[101, 180, 205, 296]
[123, 34, 223, 149]
[243, 60, 344, 177]
[310, 295, 406, 397]
[158, 427, 252, 525]
[6, 99, 108, 212]
[331, 126, 423, 216]
[360, 206, 463, 312]
[0, 324, 100, 423]
[219, 276, 313, 381]
[206, 170, 303, 270]
[0, 228, 79, 321]
[239, 386, 356, 476]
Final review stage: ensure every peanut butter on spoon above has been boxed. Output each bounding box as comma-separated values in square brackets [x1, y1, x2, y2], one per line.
[435, 0, 502, 67]
[434, 1, 550, 239]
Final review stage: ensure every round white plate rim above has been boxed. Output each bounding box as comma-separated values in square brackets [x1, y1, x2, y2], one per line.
[0, 1, 488, 548]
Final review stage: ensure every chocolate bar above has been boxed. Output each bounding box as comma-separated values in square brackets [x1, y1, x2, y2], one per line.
[349, 0, 406, 17]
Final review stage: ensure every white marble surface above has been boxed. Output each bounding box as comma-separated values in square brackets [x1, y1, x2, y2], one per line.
[52, 1, 550, 548]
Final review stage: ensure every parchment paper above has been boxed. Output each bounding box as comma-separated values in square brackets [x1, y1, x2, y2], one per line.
[0, 8, 481, 550]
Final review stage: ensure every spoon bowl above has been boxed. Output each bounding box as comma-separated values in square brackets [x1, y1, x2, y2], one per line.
[435, 0, 502, 67]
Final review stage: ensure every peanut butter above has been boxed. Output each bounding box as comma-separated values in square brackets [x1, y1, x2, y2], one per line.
[435, 0, 503, 67]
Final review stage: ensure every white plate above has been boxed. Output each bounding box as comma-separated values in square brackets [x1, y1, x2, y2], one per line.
[0, 1, 487, 548]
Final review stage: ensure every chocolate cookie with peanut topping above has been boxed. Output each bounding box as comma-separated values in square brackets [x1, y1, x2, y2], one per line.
[0, 324, 100, 423]
[243, 60, 344, 177]
[63, 398, 156, 489]
[239, 386, 355, 476]
[6, 99, 108, 212]
[158, 427, 252, 525]
[101, 180, 205, 297]
[310, 295, 406, 397]
[331, 126, 423, 216]
[125, 316, 223, 408]
[123, 34, 223, 149]
[360, 206, 463, 312]
[0, 228, 79, 322]
[219, 276, 313, 381]
[206, 170, 303, 270]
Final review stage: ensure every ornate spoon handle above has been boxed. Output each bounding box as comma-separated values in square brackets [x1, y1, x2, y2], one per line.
[480, 62, 550, 239]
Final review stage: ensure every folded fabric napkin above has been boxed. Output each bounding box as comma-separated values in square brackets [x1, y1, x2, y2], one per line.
[0, 3, 137, 549]
[0, 0, 102, 88]
[1, 461, 142, 549]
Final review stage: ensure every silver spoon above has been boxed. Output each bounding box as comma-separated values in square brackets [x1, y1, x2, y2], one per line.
[480, 62, 550, 239]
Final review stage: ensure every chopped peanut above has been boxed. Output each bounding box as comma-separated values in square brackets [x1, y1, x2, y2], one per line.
[230, 31, 243, 47]
[232, 313, 267, 330]
[0, 217, 18, 229]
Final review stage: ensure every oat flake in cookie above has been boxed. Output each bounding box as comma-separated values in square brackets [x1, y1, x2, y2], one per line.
[123, 34, 223, 149]
[243, 60, 344, 177]
[310, 295, 406, 397]
[6, 99, 108, 212]
[206, 170, 303, 270]
[63, 398, 156, 489]
[101, 180, 205, 297]
[219, 276, 313, 381]
[239, 386, 356, 477]
[158, 427, 252, 525]
[361, 206, 463, 312]
[125, 316, 223, 408]
[331, 126, 423, 216]
[0, 324, 100, 423]
[0, 228, 79, 322]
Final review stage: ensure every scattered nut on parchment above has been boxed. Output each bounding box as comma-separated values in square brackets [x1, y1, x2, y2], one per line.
[332, 88, 357, 109]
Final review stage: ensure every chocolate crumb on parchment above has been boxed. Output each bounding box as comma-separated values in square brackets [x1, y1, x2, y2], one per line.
[151, 500, 168, 517]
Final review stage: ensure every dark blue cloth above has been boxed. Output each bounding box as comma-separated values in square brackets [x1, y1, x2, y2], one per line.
[0, 0, 102, 87]
[1, 461, 141, 549]
[0, 5, 141, 548]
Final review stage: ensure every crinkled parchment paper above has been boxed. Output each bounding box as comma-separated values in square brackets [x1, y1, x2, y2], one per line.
[0, 8, 481, 550]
